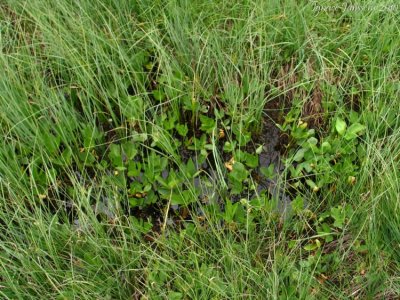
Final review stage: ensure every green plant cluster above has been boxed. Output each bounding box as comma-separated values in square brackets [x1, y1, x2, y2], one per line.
[6, 49, 276, 234]
[279, 109, 367, 193]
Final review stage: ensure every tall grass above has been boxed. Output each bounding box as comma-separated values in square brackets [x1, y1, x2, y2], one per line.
[1, 0, 399, 298]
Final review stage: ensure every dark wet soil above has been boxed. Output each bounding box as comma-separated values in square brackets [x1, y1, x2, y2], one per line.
[255, 98, 291, 212]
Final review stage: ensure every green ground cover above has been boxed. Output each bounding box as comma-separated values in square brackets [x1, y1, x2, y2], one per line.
[1, 0, 399, 298]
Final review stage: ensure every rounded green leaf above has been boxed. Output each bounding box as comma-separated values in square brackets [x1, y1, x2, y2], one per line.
[344, 123, 366, 140]
[335, 117, 347, 135]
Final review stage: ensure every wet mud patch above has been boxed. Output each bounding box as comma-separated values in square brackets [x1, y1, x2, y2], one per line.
[253, 98, 292, 212]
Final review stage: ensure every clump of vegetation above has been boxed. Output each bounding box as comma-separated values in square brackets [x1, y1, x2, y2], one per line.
[1, 0, 399, 298]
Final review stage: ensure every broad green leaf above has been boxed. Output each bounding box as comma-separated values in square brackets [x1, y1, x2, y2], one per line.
[321, 141, 332, 153]
[43, 132, 61, 155]
[307, 137, 318, 146]
[171, 190, 194, 205]
[122, 142, 138, 160]
[124, 96, 144, 120]
[331, 206, 345, 229]
[344, 123, 366, 140]
[131, 133, 148, 142]
[244, 152, 259, 168]
[176, 124, 188, 137]
[260, 164, 275, 179]
[223, 141, 236, 152]
[255, 144, 263, 154]
[229, 162, 248, 182]
[304, 243, 318, 251]
[305, 179, 318, 190]
[291, 195, 304, 213]
[293, 148, 306, 162]
[167, 292, 183, 300]
[108, 144, 123, 167]
[153, 89, 165, 101]
[335, 117, 347, 135]
[199, 115, 216, 133]
[61, 147, 73, 165]
[184, 158, 197, 178]
[128, 161, 141, 177]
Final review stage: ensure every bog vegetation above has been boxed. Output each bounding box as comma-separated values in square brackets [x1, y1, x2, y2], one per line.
[0, 0, 399, 299]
